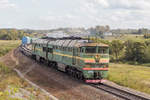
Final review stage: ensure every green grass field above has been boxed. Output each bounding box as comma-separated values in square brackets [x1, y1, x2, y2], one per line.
[108, 63, 150, 94]
[105, 34, 144, 42]
[0, 40, 20, 57]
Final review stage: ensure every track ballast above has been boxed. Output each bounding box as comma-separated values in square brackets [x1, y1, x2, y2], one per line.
[92, 84, 150, 100]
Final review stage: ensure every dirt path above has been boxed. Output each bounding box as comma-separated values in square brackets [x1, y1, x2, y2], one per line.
[0, 49, 17, 67]
[10, 48, 19, 66]
[1, 49, 122, 100]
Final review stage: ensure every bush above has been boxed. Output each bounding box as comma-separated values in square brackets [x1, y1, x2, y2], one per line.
[110, 40, 124, 61]
[144, 46, 150, 63]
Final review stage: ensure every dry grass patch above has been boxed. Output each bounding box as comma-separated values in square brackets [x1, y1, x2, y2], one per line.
[0, 40, 20, 57]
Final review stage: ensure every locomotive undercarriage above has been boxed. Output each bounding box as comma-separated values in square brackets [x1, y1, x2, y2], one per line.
[65, 66, 84, 80]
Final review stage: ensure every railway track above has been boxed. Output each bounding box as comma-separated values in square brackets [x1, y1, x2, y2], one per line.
[92, 84, 150, 100]
[20, 45, 150, 100]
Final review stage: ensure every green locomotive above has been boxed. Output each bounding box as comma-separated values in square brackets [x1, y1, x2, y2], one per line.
[31, 37, 109, 83]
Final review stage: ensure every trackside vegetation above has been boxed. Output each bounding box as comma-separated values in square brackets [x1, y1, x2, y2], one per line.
[0, 40, 50, 100]
[0, 62, 50, 100]
[108, 63, 150, 94]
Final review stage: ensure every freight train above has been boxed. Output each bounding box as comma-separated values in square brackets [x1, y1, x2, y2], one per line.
[21, 36, 109, 83]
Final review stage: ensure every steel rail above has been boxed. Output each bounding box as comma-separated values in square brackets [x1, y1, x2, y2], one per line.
[92, 84, 150, 100]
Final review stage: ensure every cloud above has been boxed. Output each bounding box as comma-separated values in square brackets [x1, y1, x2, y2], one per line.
[31, 0, 41, 4]
[92, 0, 150, 10]
[93, 0, 109, 8]
[0, 0, 16, 9]
[38, 14, 81, 28]
[1, 0, 150, 29]
[35, 0, 150, 29]
[73, 0, 150, 28]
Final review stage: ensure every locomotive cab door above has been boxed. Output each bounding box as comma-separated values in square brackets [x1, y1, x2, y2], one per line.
[72, 47, 77, 65]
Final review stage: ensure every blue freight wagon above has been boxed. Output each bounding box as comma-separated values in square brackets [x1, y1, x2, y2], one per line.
[22, 36, 31, 44]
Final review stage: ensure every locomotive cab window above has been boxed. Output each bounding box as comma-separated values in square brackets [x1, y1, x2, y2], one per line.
[48, 48, 53, 53]
[53, 46, 55, 49]
[80, 47, 84, 53]
[85, 47, 96, 53]
[98, 47, 109, 54]
[43, 47, 46, 52]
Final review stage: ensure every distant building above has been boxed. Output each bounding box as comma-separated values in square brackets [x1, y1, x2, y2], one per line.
[46, 31, 69, 38]
[88, 28, 97, 35]
[103, 32, 113, 36]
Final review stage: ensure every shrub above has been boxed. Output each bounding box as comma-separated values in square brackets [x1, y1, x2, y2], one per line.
[110, 40, 124, 61]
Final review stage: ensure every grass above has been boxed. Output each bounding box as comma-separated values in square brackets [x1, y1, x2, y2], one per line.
[108, 63, 150, 94]
[0, 62, 50, 100]
[0, 40, 21, 57]
[0, 40, 25, 99]
[105, 34, 144, 42]
[0, 62, 27, 100]
[0, 40, 50, 100]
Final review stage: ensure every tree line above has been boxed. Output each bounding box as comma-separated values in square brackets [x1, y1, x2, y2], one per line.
[111, 40, 150, 64]
[0, 29, 33, 40]
[92, 38, 150, 64]
[111, 28, 150, 35]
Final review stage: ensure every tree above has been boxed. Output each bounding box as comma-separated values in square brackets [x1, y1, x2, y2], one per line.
[105, 25, 110, 32]
[144, 46, 150, 63]
[138, 28, 148, 34]
[125, 40, 146, 63]
[0, 29, 30, 40]
[110, 40, 124, 61]
[145, 39, 150, 46]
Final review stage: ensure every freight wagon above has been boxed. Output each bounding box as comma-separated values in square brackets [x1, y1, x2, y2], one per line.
[22, 36, 31, 45]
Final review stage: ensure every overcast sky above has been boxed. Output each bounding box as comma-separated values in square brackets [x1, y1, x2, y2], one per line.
[0, 0, 150, 29]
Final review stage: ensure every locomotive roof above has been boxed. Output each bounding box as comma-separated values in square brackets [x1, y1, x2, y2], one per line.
[76, 42, 108, 47]
[32, 38, 108, 47]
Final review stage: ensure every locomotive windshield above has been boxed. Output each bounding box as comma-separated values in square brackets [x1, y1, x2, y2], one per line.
[83, 46, 109, 54]
[98, 47, 109, 54]
[85, 47, 96, 53]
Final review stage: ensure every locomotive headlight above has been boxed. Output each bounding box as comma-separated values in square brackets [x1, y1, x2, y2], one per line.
[88, 71, 93, 74]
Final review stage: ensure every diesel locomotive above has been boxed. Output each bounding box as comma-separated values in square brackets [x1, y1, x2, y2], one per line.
[23, 37, 109, 83]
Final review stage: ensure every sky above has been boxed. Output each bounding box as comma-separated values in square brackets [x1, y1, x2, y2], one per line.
[0, 0, 150, 29]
